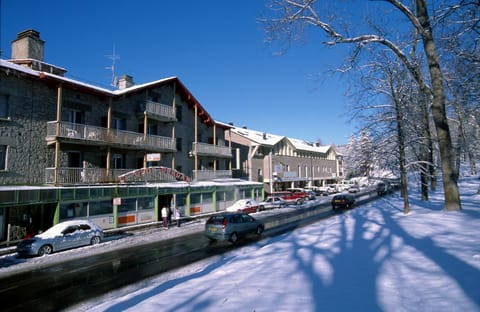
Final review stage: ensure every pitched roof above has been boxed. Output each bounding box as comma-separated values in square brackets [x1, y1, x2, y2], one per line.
[230, 126, 332, 154]
[1, 59, 225, 128]
[230, 127, 285, 146]
[287, 137, 331, 153]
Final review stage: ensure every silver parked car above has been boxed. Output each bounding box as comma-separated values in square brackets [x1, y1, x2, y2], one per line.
[205, 212, 264, 243]
[258, 196, 286, 211]
[348, 185, 360, 193]
[17, 219, 104, 257]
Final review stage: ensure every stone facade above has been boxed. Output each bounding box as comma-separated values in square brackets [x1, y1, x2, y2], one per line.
[11, 29, 45, 61]
[0, 72, 56, 184]
[0, 55, 232, 186]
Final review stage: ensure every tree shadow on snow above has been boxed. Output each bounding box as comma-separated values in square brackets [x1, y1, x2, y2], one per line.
[288, 201, 479, 311]
[288, 208, 385, 312]
[103, 254, 237, 312]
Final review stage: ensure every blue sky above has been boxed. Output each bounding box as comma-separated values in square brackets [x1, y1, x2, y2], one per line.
[1, 0, 357, 145]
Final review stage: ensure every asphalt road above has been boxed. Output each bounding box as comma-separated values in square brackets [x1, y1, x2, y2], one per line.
[0, 188, 384, 311]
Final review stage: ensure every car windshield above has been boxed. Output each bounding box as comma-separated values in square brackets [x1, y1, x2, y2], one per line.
[207, 216, 225, 225]
[241, 214, 254, 222]
[36, 224, 68, 239]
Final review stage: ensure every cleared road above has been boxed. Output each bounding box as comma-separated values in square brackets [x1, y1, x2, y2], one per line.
[0, 189, 382, 311]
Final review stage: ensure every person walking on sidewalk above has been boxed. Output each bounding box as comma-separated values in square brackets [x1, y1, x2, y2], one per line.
[161, 206, 168, 228]
[175, 208, 181, 227]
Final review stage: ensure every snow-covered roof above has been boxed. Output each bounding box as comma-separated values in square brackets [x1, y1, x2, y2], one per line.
[1, 58, 41, 77]
[231, 126, 332, 154]
[287, 137, 331, 153]
[230, 127, 284, 146]
[39, 71, 113, 94]
[214, 120, 234, 130]
[1, 58, 227, 129]
[112, 77, 177, 95]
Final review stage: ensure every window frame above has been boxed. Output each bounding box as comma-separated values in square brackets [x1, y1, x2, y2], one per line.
[0, 93, 9, 120]
[0, 145, 8, 171]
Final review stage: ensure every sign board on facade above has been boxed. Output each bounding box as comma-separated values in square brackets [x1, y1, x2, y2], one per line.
[283, 172, 297, 178]
[147, 153, 161, 161]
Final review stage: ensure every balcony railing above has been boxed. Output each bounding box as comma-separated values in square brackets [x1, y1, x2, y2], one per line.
[46, 121, 176, 152]
[192, 142, 232, 158]
[45, 167, 229, 184]
[193, 170, 232, 181]
[144, 101, 176, 122]
[45, 167, 131, 185]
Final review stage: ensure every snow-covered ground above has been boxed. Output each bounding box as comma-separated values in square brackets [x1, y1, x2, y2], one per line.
[68, 175, 480, 312]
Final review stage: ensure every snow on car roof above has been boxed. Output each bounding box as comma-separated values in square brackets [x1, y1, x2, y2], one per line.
[37, 220, 95, 238]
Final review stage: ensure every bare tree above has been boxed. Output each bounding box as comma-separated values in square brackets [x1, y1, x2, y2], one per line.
[345, 53, 418, 214]
[438, 1, 480, 177]
[263, 0, 462, 210]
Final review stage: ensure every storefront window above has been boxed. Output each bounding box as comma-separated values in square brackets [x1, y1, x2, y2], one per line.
[60, 202, 87, 220]
[89, 200, 113, 216]
[118, 198, 137, 213]
[202, 192, 213, 204]
[225, 191, 235, 201]
[190, 193, 201, 206]
[138, 197, 154, 210]
[175, 194, 187, 207]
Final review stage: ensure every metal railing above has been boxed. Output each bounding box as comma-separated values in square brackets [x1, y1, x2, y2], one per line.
[193, 170, 232, 181]
[45, 167, 131, 185]
[192, 142, 232, 158]
[45, 167, 231, 184]
[145, 101, 176, 121]
[46, 121, 176, 152]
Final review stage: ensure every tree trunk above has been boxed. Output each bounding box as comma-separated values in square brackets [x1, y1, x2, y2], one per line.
[419, 93, 429, 200]
[428, 140, 436, 191]
[416, 0, 461, 210]
[468, 151, 477, 176]
[394, 88, 410, 214]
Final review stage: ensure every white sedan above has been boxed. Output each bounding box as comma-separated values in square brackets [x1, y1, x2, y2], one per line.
[225, 199, 259, 214]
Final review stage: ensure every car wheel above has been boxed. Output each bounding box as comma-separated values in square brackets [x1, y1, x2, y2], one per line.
[256, 226, 264, 236]
[91, 236, 101, 245]
[38, 245, 52, 256]
[229, 232, 238, 243]
[259, 205, 264, 211]
[280, 204, 285, 208]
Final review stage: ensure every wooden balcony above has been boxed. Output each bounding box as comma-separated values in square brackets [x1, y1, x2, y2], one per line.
[193, 170, 232, 181]
[143, 101, 177, 122]
[46, 121, 176, 152]
[192, 142, 232, 158]
[45, 167, 229, 184]
[45, 167, 131, 185]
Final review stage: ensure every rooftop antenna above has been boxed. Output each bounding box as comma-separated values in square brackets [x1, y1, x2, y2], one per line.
[105, 45, 120, 89]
